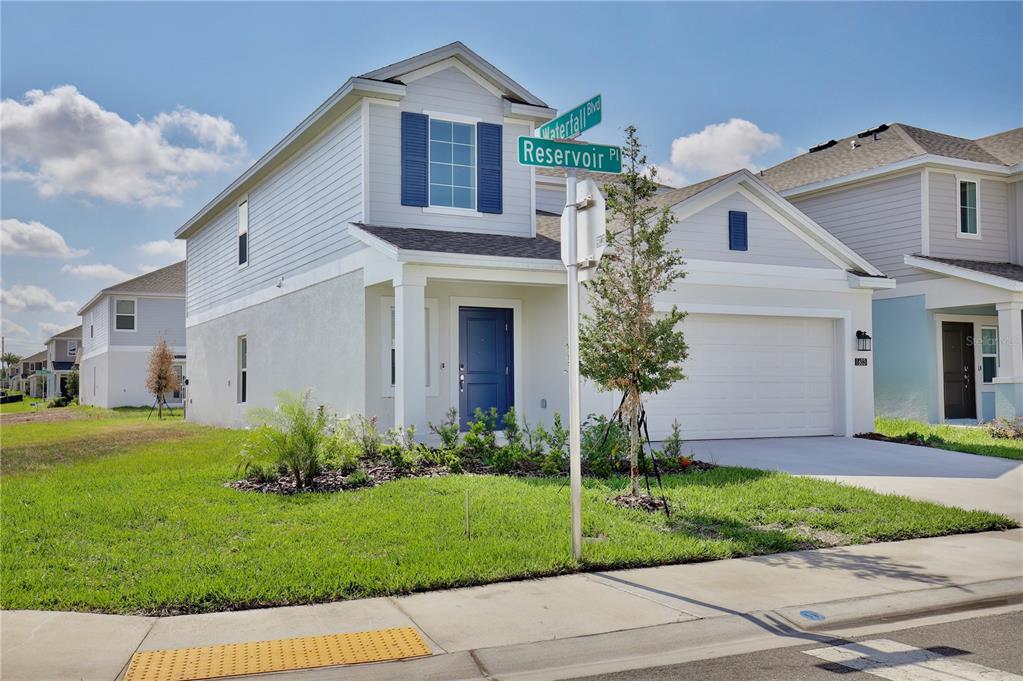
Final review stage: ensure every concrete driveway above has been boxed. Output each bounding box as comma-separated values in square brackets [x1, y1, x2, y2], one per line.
[685, 436, 1023, 522]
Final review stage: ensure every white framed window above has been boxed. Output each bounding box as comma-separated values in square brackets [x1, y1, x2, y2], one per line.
[381, 297, 439, 397]
[981, 326, 998, 384]
[237, 199, 249, 267]
[114, 298, 136, 331]
[67, 339, 77, 356]
[88, 311, 94, 339]
[92, 365, 97, 397]
[956, 176, 980, 238]
[171, 364, 184, 401]
[429, 118, 476, 210]
[237, 336, 247, 404]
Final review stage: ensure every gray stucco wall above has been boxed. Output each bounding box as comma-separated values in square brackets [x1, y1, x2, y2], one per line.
[872, 295, 938, 422]
[186, 271, 366, 427]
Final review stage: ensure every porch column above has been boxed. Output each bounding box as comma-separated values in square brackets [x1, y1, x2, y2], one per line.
[393, 272, 427, 435]
[996, 302, 1023, 381]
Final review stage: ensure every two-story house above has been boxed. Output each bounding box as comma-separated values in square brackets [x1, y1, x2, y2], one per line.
[762, 124, 1023, 424]
[17, 350, 47, 398]
[42, 325, 82, 399]
[177, 42, 889, 440]
[78, 261, 186, 408]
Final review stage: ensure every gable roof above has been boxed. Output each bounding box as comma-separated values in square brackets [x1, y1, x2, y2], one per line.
[77, 261, 185, 315]
[905, 255, 1023, 291]
[352, 223, 560, 261]
[22, 350, 47, 364]
[361, 42, 547, 108]
[761, 123, 1023, 193]
[535, 167, 675, 190]
[46, 325, 82, 343]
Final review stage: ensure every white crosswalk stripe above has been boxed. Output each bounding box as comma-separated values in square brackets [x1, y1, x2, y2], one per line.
[803, 638, 1023, 680]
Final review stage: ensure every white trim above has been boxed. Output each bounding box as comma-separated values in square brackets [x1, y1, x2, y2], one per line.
[79, 344, 187, 362]
[405, 58, 505, 99]
[449, 296, 524, 423]
[781, 155, 1016, 199]
[360, 100, 370, 224]
[903, 255, 1023, 291]
[980, 324, 999, 385]
[381, 296, 439, 398]
[237, 196, 250, 269]
[237, 334, 247, 405]
[66, 339, 77, 357]
[920, 168, 930, 255]
[175, 78, 404, 239]
[113, 297, 138, 333]
[954, 174, 981, 239]
[423, 206, 484, 218]
[78, 291, 182, 316]
[421, 109, 482, 125]
[425, 114, 478, 212]
[934, 314, 998, 423]
[651, 301, 855, 437]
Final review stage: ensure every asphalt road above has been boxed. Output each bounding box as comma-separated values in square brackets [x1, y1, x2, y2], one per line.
[567, 611, 1023, 680]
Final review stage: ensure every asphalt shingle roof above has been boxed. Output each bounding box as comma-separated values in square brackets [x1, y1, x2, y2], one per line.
[104, 261, 186, 296]
[354, 223, 560, 260]
[47, 325, 82, 342]
[535, 166, 675, 189]
[761, 124, 1023, 192]
[913, 256, 1023, 284]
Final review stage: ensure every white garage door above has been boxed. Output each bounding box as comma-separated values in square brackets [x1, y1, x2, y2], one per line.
[645, 314, 837, 440]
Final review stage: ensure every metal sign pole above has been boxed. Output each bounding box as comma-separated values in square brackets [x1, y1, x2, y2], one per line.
[565, 168, 583, 561]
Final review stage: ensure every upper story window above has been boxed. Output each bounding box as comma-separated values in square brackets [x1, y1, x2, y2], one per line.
[115, 299, 136, 331]
[430, 119, 476, 210]
[67, 340, 77, 356]
[238, 199, 249, 266]
[88, 311, 94, 339]
[957, 178, 979, 237]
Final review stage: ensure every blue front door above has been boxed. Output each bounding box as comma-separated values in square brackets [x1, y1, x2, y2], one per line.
[458, 307, 513, 430]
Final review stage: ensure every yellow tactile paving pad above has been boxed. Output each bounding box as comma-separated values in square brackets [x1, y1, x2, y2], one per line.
[123, 626, 431, 681]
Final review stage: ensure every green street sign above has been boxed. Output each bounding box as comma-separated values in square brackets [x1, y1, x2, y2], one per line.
[536, 94, 601, 140]
[518, 137, 622, 173]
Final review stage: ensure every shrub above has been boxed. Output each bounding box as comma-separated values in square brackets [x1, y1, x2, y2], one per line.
[239, 390, 331, 490]
[66, 371, 80, 400]
[429, 407, 461, 450]
[350, 414, 383, 459]
[462, 407, 499, 465]
[521, 415, 548, 462]
[46, 395, 70, 408]
[989, 417, 1023, 440]
[322, 420, 361, 474]
[661, 419, 684, 458]
[540, 413, 569, 476]
[580, 414, 629, 478]
[345, 469, 371, 487]
[385, 424, 428, 473]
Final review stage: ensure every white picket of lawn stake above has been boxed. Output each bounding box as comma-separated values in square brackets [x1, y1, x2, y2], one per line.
[564, 168, 583, 561]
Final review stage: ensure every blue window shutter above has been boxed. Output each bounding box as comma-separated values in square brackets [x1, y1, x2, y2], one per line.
[401, 112, 429, 207]
[477, 122, 503, 214]
[728, 210, 748, 251]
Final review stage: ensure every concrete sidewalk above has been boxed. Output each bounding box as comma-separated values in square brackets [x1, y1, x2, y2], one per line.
[3, 530, 1021, 681]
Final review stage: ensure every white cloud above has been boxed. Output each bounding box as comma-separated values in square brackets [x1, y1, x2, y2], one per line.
[1, 284, 77, 313]
[38, 321, 70, 337]
[0, 85, 246, 206]
[136, 239, 186, 259]
[1, 317, 29, 337]
[0, 218, 86, 258]
[644, 163, 686, 188]
[61, 263, 131, 280]
[669, 118, 782, 176]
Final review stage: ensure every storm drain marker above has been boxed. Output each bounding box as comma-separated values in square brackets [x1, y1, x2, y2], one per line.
[123, 626, 430, 681]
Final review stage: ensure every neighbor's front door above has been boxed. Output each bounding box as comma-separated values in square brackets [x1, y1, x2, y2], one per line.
[458, 307, 513, 430]
[942, 321, 976, 420]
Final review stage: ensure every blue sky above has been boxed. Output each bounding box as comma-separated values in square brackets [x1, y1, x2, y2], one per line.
[1, 1, 1020, 355]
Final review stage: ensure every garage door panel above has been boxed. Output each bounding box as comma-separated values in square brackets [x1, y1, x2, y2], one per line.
[645, 314, 836, 440]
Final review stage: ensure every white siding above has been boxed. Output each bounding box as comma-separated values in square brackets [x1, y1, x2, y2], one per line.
[672, 191, 834, 268]
[81, 297, 109, 357]
[793, 171, 923, 280]
[186, 106, 364, 317]
[929, 172, 1010, 262]
[536, 186, 565, 215]
[366, 67, 533, 236]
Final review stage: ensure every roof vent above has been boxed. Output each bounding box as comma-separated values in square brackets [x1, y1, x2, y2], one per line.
[857, 123, 890, 139]
[850, 140, 860, 150]
[809, 139, 838, 153]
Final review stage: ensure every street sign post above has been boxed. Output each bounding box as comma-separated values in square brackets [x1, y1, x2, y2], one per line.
[535, 94, 601, 140]
[518, 137, 622, 173]
[561, 178, 606, 280]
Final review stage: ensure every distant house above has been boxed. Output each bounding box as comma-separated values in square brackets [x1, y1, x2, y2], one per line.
[78, 262, 186, 407]
[762, 123, 1023, 423]
[42, 325, 82, 399]
[17, 350, 48, 398]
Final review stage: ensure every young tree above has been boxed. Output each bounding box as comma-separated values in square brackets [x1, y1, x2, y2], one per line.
[579, 125, 689, 497]
[66, 369, 80, 401]
[1, 352, 21, 391]
[146, 337, 180, 419]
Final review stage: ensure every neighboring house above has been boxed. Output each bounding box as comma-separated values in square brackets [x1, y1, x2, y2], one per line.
[17, 350, 47, 398]
[78, 262, 186, 408]
[533, 167, 674, 215]
[177, 42, 889, 440]
[761, 123, 1023, 423]
[43, 325, 82, 399]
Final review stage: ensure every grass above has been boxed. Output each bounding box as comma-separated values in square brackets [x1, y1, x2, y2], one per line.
[1, 412, 1015, 615]
[0, 395, 47, 414]
[875, 417, 1023, 461]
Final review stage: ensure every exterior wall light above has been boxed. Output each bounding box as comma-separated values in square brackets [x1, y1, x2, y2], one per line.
[856, 330, 872, 352]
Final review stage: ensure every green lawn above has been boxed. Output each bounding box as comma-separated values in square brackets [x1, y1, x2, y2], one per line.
[0, 395, 47, 414]
[875, 417, 1023, 461]
[1, 413, 1015, 615]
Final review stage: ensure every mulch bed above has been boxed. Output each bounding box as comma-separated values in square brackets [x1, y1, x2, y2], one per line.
[227, 462, 451, 495]
[609, 493, 667, 513]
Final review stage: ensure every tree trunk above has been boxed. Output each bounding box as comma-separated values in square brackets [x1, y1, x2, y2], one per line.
[628, 393, 640, 496]
[157, 396, 163, 420]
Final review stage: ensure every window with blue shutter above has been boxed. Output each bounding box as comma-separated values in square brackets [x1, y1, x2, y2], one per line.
[477, 122, 503, 214]
[728, 210, 748, 251]
[401, 112, 429, 207]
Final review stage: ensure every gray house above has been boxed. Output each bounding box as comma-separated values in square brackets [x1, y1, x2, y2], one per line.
[762, 124, 1023, 423]
[17, 350, 48, 398]
[42, 325, 82, 399]
[78, 261, 186, 408]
